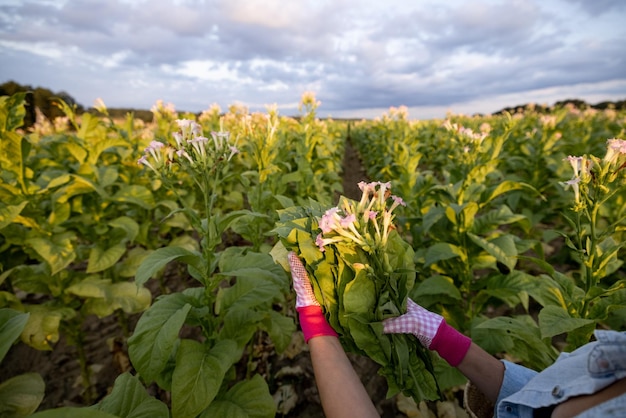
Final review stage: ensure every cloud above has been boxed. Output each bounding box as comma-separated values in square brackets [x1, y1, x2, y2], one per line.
[0, 0, 624, 117]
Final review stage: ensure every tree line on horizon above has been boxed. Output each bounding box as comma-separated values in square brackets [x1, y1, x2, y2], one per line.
[2, 80, 625, 130]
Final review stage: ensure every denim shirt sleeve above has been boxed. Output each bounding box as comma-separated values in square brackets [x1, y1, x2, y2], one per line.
[496, 360, 538, 405]
[495, 331, 626, 417]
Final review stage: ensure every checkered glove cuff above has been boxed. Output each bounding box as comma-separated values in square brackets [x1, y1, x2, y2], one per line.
[288, 252, 337, 342]
[382, 298, 444, 348]
[288, 252, 320, 309]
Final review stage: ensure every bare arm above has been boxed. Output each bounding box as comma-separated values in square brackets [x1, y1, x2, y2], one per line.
[456, 342, 505, 403]
[308, 336, 379, 418]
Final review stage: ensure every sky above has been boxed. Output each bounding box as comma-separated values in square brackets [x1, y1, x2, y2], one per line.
[1, 0, 625, 119]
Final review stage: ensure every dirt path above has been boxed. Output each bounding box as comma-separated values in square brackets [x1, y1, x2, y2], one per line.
[341, 129, 370, 200]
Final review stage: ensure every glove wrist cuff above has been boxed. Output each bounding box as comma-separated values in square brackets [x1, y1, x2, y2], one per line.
[297, 305, 338, 342]
[430, 320, 472, 366]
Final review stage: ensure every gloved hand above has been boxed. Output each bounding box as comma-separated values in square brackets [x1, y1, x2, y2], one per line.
[288, 252, 338, 342]
[382, 298, 471, 366]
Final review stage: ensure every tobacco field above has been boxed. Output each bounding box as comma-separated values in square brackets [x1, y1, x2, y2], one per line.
[1, 92, 625, 417]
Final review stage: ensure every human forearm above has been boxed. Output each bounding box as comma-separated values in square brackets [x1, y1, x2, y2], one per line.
[308, 336, 379, 418]
[456, 342, 504, 403]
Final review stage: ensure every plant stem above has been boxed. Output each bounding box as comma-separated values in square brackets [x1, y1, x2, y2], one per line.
[75, 329, 95, 404]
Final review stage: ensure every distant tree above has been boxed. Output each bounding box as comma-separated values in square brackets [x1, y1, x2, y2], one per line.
[0, 80, 83, 129]
[554, 98, 589, 110]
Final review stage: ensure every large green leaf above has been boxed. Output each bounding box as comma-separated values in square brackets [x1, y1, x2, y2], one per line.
[424, 242, 466, 267]
[87, 243, 127, 273]
[219, 247, 289, 289]
[108, 216, 140, 242]
[0, 373, 45, 418]
[89, 138, 130, 165]
[220, 308, 261, 350]
[343, 267, 376, 314]
[94, 372, 168, 418]
[0, 201, 28, 230]
[112, 185, 155, 209]
[0, 92, 27, 133]
[215, 276, 282, 314]
[20, 306, 69, 350]
[200, 374, 276, 418]
[171, 339, 240, 418]
[476, 315, 558, 370]
[467, 232, 517, 272]
[25, 232, 76, 276]
[66, 279, 151, 317]
[134, 246, 205, 286]
[0, 309, 29, 362]
[411, 275, 461, 305]
[127, 293, 192, 383]
[261, 310, 296, 353]
[538, 305, 596, 339]
[480, 180, 539, 207]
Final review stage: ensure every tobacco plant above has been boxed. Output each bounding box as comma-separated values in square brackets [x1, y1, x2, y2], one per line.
[0, 94, 154, 402]
[128, 117, 294, 418]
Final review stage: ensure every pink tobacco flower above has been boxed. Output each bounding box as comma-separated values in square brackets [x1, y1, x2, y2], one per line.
[604, 138, 626, 166]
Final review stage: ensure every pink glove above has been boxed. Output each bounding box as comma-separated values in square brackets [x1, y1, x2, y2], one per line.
[288, 252, 338, 342]
[382, 298, 471, 366]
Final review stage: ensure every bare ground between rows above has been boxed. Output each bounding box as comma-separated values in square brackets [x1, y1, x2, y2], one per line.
[2, 137, 464, 417]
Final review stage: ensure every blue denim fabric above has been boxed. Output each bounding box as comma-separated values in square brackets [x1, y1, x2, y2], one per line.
[495, 330, 626, 418]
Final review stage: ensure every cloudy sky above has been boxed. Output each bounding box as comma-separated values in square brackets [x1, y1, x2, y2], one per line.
[1, 0, 625, 119]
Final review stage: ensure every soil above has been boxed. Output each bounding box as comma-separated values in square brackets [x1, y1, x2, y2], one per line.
[1, 134, 459, 417]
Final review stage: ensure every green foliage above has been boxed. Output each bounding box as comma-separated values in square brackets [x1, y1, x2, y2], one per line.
[1, 90, 625, 414]
[273, 191, 441, 402]
[350, 105, 626, 371]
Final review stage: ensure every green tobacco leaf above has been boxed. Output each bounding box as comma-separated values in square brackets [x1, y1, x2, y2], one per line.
[467, 232, 517, 271]
[218, 247, 289, 289]
[171, 339, 240, 418]
[473, 205, 529, 235]
[595, 237, 625, 279]
[412, 275, 461, 305]
[424, 242, 466, 267]
[459, 202, 479, 232]
[343, 267, 376, 314]
[65, 141, 88, 165]
[538, 305, 596, 339]
[220, 309, 261, 350]
[200, 374, 276, 418]
[89, 138, 130, 165]
[87, 243, 127, 274]
[262, 310, 296, 354]
[67, 279, 151, 317]
[115, 247, 151, 278]
[95, 372, 168, 418]
[108, 216, 140, 242]
[476, 315, 558, 370]
[112, 185, 155, 209]
[0, 373, 45, 418]
[0, 201, 28, 230]
[134, 246, 204, 286]
[21, 306, 68, 350]
[0, 309, 29, 362]
[215, 276, 282, 314]
[269, 240, 289, 271]
[128, 293, 192, 383]
[25, 232, 76, 276]
[0, 92, 27, 133]
[481, 180, 540, 207]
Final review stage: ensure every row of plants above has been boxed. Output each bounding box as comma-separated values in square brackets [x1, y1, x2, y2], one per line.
[350, 105, 626, 373]
[0, 92, 345, 417]
[1, 92, 624, 417]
